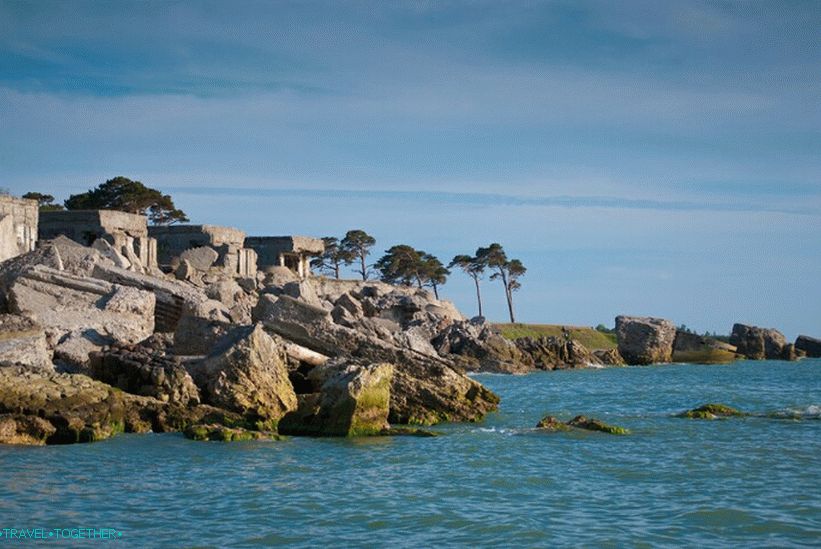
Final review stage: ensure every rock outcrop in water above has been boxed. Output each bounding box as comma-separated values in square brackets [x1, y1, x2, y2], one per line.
[0, 232, 502, 444]
[536, 414, 629, 435]
[615, 316, 676, 365]
[795, 335, 821, 358]
[677, 403, 746, 419]
[729, 324, 790, 360]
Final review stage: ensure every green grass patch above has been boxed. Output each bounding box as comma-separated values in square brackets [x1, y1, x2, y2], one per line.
[494, 323, 617, 350]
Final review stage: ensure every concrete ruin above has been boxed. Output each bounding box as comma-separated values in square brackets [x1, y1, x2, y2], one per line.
[148, 224, 257, 278]
[0, 196, 38, 262]
[244, 236, 324, 278]
[39, 210, 157, 271]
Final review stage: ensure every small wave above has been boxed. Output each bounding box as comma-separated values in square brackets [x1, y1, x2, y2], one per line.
[765, 405, 821, 420]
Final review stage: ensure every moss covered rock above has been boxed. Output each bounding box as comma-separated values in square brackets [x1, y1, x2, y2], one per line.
[279, 362, 394, 436]
[678, 403, 746, 419]
[535, 415, 572, 432]
[0, 414, 57, 445]
[567, 415, 630, 435]
[0, 366, 127, 444]
[183, 423, 281, 442]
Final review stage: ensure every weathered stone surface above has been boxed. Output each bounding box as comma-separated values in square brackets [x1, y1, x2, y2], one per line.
[205, 278, 256, 324]
[180, 246, 219, 271]
[173, 314, 237, 356]
[8, 266, 155, 368]
[92, 238, 131, 270]
[433, 319, 533, 373]
[254, 295, 499, 425]
[0, 244, 63, 310]
[672, 331, 738, 364]
[50, 235, 115, 276]
[191, 324, 297, 427]
[89, 344, 200, 406]
[0, 414, 57, 445]
[0, 367, 126, 443]
[795, 335, 821, 358]
[515, 336, 601, 371]
[279, 361, 393, 436]
[730, 324, 787, 360]
[593, 348, 626, 366]
[0, 314, 53, 371]
[615, 316, 676, 365]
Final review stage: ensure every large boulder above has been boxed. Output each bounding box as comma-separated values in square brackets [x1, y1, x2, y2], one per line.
[730, 324, 787, 360]
[179, 246, 219, 271]
[615, 316, 676, 365]
[254, 295, 499, 425]
[515, 336, 601, 371]
[190, 324, 297, 428]
[672, 331, 737, 364]
[89, 344, 200, 406]
[0, 366, 127, 443]
[174, 314, 237, 356]
[7, 265, 155, 369]
[205, 278, 257, 324]
[433, 319, 533, 373]
[0, 414, 57, 445]
[279, 361, 393, 436]
[0, 314, 53, 371]
[795, 335, 821, 358]
[593, 348, 626, 366]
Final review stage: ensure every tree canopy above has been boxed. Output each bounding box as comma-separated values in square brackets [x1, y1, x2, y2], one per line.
[64, 176, 189, 224]
[340, 229, 376, 281]
[476, 243, 526, 323]
[375, 245, 449, 298]
[22, 192, 64, 211]
[310, 236, 354, 279]
[449, 252, 488, 317]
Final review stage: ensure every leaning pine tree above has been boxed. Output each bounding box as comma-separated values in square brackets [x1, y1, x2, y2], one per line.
[449, 252, 487, 318]
[476, 243, 526, 323]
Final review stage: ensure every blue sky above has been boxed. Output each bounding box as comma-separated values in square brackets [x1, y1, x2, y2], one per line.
[1, 1, 819, 338]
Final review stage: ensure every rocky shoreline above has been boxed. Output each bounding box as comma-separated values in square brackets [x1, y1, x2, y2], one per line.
[0, 223, 818, 446]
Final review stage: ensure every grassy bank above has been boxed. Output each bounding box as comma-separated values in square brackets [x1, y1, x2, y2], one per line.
[494, 323, 618, 350]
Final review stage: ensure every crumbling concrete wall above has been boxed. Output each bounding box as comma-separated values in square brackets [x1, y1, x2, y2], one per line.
[149, 224, 256, 277]
[245, 236, 324, 278]
[0, 196, 38, 262]
[39, 210, 157, 271]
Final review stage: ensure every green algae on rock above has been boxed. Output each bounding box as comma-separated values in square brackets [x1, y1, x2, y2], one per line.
[535, 415, 572, 432]
[678, 403, 746, 420]
[183, 423, 282, 442]
[535, 414, 629, 435]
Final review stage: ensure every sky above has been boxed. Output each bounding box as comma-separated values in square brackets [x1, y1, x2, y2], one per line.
[1, 1, 819, 338]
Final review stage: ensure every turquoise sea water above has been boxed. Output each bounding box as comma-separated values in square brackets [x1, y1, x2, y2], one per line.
[1, 359, 819, 547]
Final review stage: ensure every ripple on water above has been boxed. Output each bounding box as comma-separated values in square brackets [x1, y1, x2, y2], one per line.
[0, 359, 819, 547]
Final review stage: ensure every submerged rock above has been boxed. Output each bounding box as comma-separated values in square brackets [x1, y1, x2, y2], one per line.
[184, 423, 280, 442]
[615, 316, 676, 365]
[677, 403, 746, 420]
[566, 415, 630, 435]
[536, 414, 629, 435]
[535, 415, 571, 432]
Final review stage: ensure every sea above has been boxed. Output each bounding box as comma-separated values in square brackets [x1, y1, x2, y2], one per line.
[1, 359, 818, 547]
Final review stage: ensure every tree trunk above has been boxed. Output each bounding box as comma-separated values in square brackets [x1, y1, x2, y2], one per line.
[506, 286, 516, 323]
[473, 276, 483, 318]
[333, 263, 340, 280]
[359, 254, 367, 281]
[432, 283, 440, 300]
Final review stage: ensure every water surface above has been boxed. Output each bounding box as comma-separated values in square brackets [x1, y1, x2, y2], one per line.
[1, 360, 819, 547]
